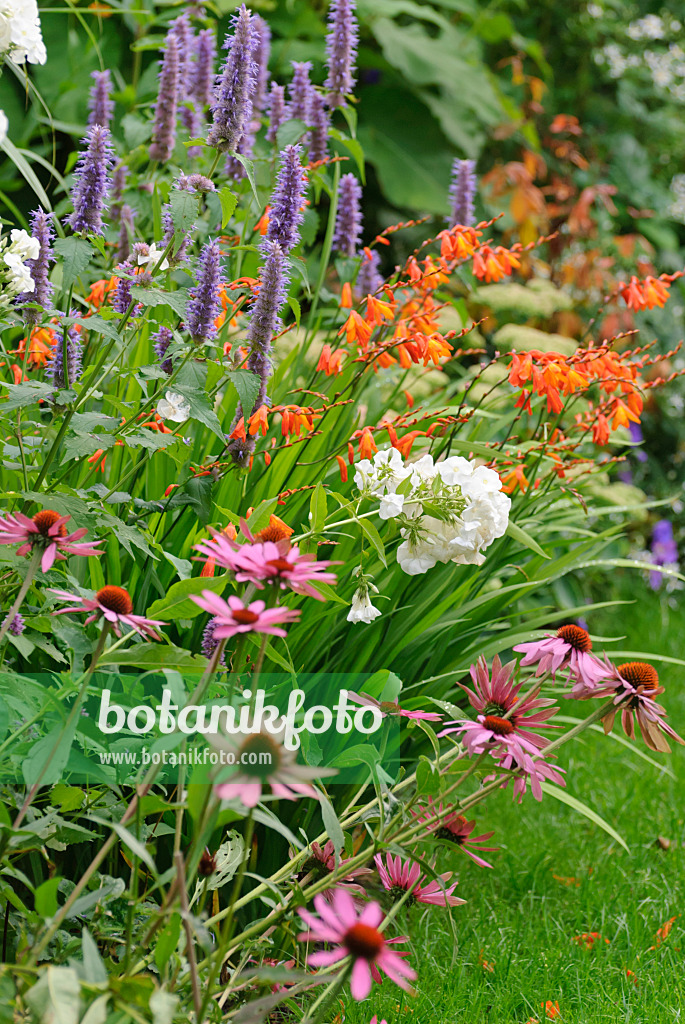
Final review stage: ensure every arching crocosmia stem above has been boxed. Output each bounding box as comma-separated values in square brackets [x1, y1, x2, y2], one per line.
[88, 69, 114, 128]
[332, 172, 362, 257]
[449, 158, 477, 227]
[69, 125, 114, 234]
[207, 5, 256, 154]
[324, 0, 359, 108]
[149, 33, 180, 161]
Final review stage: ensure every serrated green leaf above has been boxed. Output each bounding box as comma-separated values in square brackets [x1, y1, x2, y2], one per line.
[218, 186, 238, 228]
[226, 369, 260, 416]
[2, 380, 55, 411]
[54, 237, 95, 290]
[130, 286, 188, 319]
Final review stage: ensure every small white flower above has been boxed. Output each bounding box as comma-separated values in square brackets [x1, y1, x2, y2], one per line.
[0, 109, 8, 145]
[157, 391, 190, 423]
[347, 586, 382, 625]
[3, 251, 33, 292]
[379, 492, 404, 520]
[137, 243, 169, 272]
[10, 228, 39, 260]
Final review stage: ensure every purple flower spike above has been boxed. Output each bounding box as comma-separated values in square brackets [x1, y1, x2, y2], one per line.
[3, 613, 24, 637]
[47, 323, 83, 390]
[113, 262, 134, 315]
[324, 0, 358, 108]
[266, 144, 306, 254]
[229, 239, 287, 467]
[332, 172, 362, 257]
[355, 248, 382, 298]
[88, 70, 114, 128]
[21, 209, 54, 324]
[193, 29, 216, 109]
[186, 239, 222, 341]
[153, 325, 174, 375]
[149, 33, 180, 162]
[252, 15, 271, 113]
[289, 61, 312, 121]
[110, 163, 127, 221]
[69, 125, 114, 234]
[448, 158, 477, 227]
[170, 12, 193, 95]
[208, 5, 257, 153]
[307, 91, 329, 164]
[116, 204, 136, 262]
[266, 83, 287, 143]
[649, 519, 679, 590]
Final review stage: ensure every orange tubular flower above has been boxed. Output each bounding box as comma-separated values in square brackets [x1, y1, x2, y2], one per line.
[230, 417, 247, 442]
[437, 225, 479, 262]
[279, 405, 316, 437]
[358, 428, 377, 459]
[340, 282, 353, 308]
[610, 397, 641, 429]
[248, 405, 269, 436]
[252, 515, 292, 543]
[573, 932, 609, 950]
[393, 430, 424, 458]
[215, 286, 239, 331]
[14, 327, 57, 368]
[501, 465, 530, 494]
[592, 413, 610, 446]
[335, 455, 348, 482]
[365, 293, 395, 326]
[254, 205, 270, 235]
[87, 277, 118, 309]
[317, 344, 345, 375]
[620, 274, 671, 311]
[340, 310, 372, 349]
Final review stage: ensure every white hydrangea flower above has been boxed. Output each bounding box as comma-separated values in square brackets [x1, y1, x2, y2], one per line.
[353, 446, 411, 497]
[10, 228, 39, 261]
[0, 0, 46, 64]
[157, 391, 190, 423]
[379, 492, 404, 520]
[3, 251, 33, 292]
[347, 586, 382, 625]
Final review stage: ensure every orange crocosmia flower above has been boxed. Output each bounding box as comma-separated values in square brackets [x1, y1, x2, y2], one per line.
[541, 1001, 561, 1019]
[87, 277, 118, 309]
[365, 293, 395, 326]
[230, 416, 247, 442]
[252, 515, 292, 543]
[280, 405, 315, 437]
[404, 389, 415, 408]
[317, 344, 345, 375]
[248, 404, 269, 436]
[340, 282, 353, 308]
[472, 245, 507, 283]
[592, 413, 610, 446]
[573, 932, 609, 950]
[625, 969, 638, 985]
[163, 483, 179, 497]
[641, 275, 670, 308]
[215, 287, 239, 330]
[419, 333, 453, 366]
[335, 454, 348, 482]
[340, 310, 372, 349]
[254, 205, 270, 235]
[501, 465, 530, 494]
[477, 950, 494, 973]
[515, 389, 533, 415]
[14, 327, 57, 368]
[437, 226, 478, 262]
[650, 915, 678, 949]
[610, 398, 641, 430]
[393, 430, 424, 458]
[358, 428, 377, 459]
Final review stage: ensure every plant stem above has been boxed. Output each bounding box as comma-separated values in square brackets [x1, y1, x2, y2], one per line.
[0, 547, 41, 646]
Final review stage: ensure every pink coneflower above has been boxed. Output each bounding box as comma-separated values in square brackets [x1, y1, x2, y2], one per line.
[49, 585, 164, 639]
[303, 840, 373, 901]
[374, 852, 465, 908]
[190, 591, 300, 639]
[347, 691, 442, 722]
[369, 1017, 388, 1024]
[601, 661, 684, 754]
[439, 654, 558, 760]
[494, 749, 566, 803]
[411, 799, 497, 868]
[210, 728, 325, 807]
[514, 624, 609, 690]
[298, 889, 416, 1001]
[0, 509, 102, 572]
[195, 531, 337, 600]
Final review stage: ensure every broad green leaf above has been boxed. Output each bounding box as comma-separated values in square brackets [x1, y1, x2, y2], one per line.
[357, 516, 387, 567]
[34, 876, 61, 917]
[25, 967, 81, 1024]
[150, 989, 179, 1024]
[318, 791, 345, 860]
[1, 137, 53, 210]
[3, 380, 55, 410]
[54, 237, 95, 290]
[130, 286, 188, 319]
[81, 928, 108, 985]
[99, 645, 206, 670]
[226, 369, 260, 415]
[218, 186, 238, 228]
[329, 127, 365, 181]
[309, 482, 327, 534]
[146, 575, 228, 621]
[506, 520, 550, 559]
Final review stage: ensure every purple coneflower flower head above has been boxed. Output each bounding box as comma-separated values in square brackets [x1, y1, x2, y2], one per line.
[266, 83, 287, 143]
[324, 0, 358, 108]
[347, 691, 441, 721]
[193, 28, 216, 108]
[210, 726, 322, 806]
[21, 209, 54, 324]
[266, 144, 306, 253]
[375, 852, 464, 908]
[191, 591, 300, 640]
[332, 172, 362, 257]
[47, 324, 83, 390]
[0, 510, 102, 573]
[288, 61, 312, 120]
[88, 69, 114, 128]
[628, 419, 648, 462]
[514, 624, 609, 692]
[599, 660, 685, 753]
[186, 239, 222, 341]
[207, 5, 257, 153]
[3, 613, 24, 637]
[307, 91, 329, 163]
[298, 890, 416, 1000]
[448, 158, 477, 227]
[116, 204, 136, 262]
[69, 125, 114, 234]
[455, 652, 559, 739]
[252, 15, 271, 113]
[493, 749, 566, 803]
[50, 585, 164, 640]
[411, 799, 497, 868]
[153, 325, 173, 375]
[355, 247, 382, 298]
[149, 33, 179, 162]
[304, 840, 373, 901]
[649, 519, 679, 589]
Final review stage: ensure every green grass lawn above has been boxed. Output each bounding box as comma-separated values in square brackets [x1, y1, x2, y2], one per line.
[344, 585, 685, 1023]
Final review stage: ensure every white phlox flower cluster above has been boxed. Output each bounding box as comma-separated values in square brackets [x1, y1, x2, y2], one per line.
[354, 448, 511, 576]
[0, 228, 40, 308]
[0, 0, 46, 65]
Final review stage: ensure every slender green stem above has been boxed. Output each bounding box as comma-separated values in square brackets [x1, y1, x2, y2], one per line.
[0, 547, 41, 645]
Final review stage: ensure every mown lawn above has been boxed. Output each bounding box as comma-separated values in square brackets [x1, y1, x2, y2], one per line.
[345, 585, 685, 1023]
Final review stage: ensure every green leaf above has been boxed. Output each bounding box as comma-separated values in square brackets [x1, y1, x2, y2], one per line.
[121, 112, 151, 149]
[276, 118, 307, 150]
[34, 876, 61, 917]
[98, 645, 206, 670]
[329, 127, 366, 182]
[150, 988, 179, 1024]
[169, 188, 198, 240]
[218, 186, 238, 228]
[231, 153, 260, 206]
[146, 575, 228, 621]
[357, 516, 387, 567]
[54, 237, 95, 290]
[200, 830, 245, 892]
[3, 380, 55, 411]
[506, 520, 550, 559]
[22, 720, 79, 788]
[318, 791, 345, 860]
[539, 783, 629, 852]
[88, 815, 157, 872]
[1, 137, 53, 210]
[287, 295, 301, 327]
[226, 369, 260, 415]
[172, 387, 224, 440]
[154, 914, 182, 972]
[81, 928, 108, 986]
[130, 286, 188, 319]
[25, 967, 81, 1024]
[309, 483, 327, 534]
